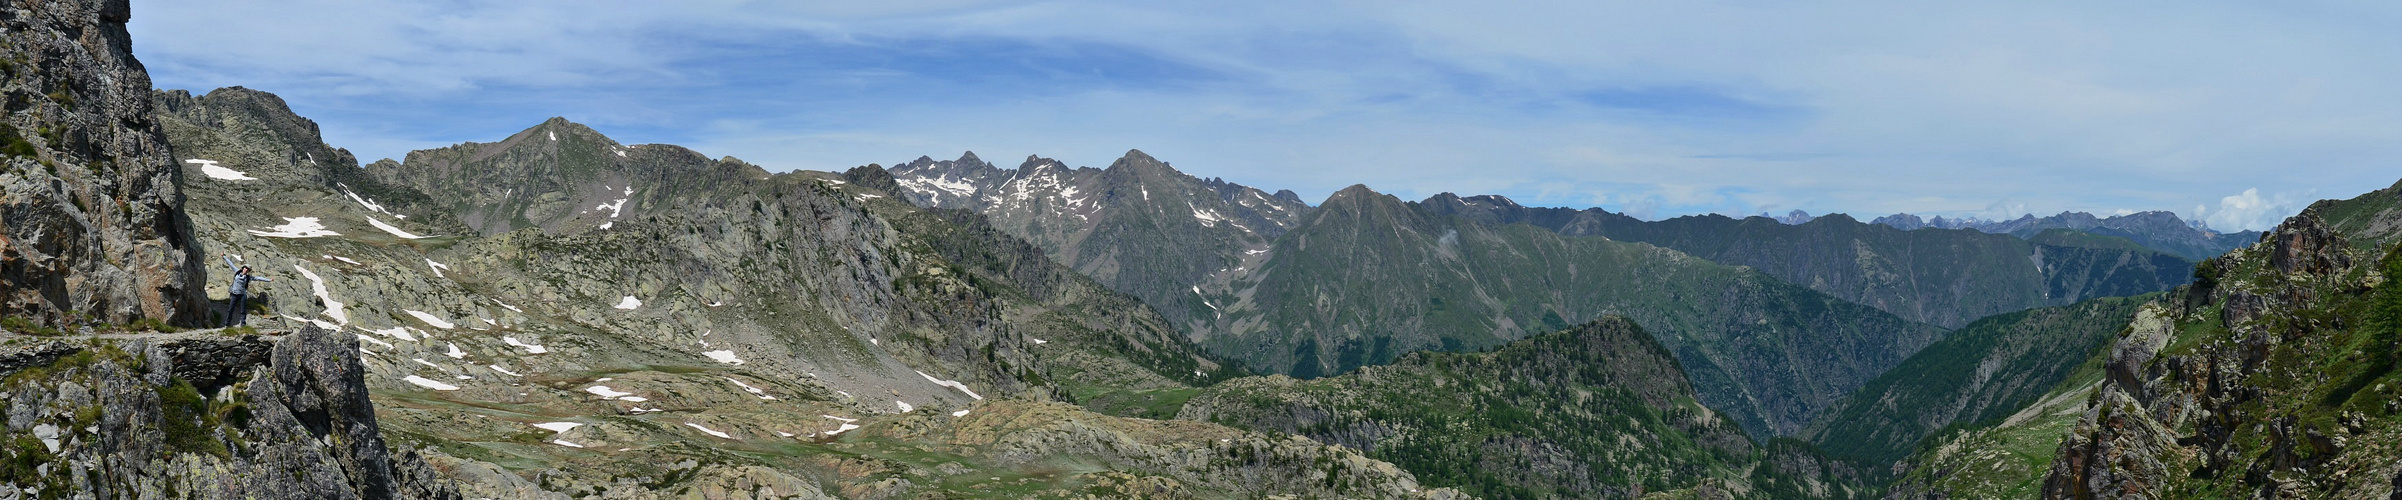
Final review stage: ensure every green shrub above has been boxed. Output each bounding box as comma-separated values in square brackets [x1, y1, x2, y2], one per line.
[127, 317, 179, 333]
[154, 379, 229, 458]
[0, 316, 61, 336]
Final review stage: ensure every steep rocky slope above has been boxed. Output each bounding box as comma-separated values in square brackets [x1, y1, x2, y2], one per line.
[144, 91, 1459, 497]
[2038, 200, 2402, 499]
[1804, 294, 2151, 466]
[1419, 195, 2190, 329]
[0, 0, 206, 327]
[1217, 185, 1943, 438]
[1181, 317, 1874, 499]
[0, 327, 459, 499]
[886, 152, 1308, 337]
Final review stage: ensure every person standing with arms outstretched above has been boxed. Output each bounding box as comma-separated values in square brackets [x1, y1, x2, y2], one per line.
[224, 255, 271, 327]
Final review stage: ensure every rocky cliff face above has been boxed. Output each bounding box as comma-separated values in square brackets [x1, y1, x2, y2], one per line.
[0, 0, 205, 327]
[2040, 204, 2402, 498]
[0, 327, 459, 499]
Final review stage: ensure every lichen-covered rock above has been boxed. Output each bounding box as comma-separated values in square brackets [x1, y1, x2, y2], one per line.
[0, 327, 459, 498]
[0, 0, 206, 327]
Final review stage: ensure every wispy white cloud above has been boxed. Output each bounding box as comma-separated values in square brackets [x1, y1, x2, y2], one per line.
[127, 0, 2402, 230]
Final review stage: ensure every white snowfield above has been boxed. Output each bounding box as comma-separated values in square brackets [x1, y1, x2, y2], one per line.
[531, 422, 584, 433]
[951, 409, 971, 417]
[614, 296, 641, 310]
[551, 439, 584, 448]
[354, 334, 393, 349]
[324, 255, 362, 265]
[596, 195, 629, 219]
[585, 386, 634, 399]
[404, 310, 455, 329]
[1029, 337, 1047, 345]
[444, 343, 466, 359]
[915, 371, 984, 400]
[251, 217, 339, 238]
[683, 422, 732, 439]
[342, 188, 391, 216]
[1192, 207, 1228, 228]
[702, 350, 744, 365]
[503, 336, 549, 354]
[293, 264, 348, 324]
[425, 259, 449, 278]
[368, 326, 417, 342]
[895, 175, 976, 204]
[187, 159, 255, 180]
[411, 358, 439, 369]
[725, 378, 776, 400]
[367, 217, 431, 239]
[402, 375, 459, 391]
[487, 365, 523, 377]
[895, 400, 914, 412]
[821, 415, 861, 435]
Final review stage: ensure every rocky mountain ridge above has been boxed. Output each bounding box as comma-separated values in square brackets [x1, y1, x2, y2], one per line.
[2038, 191, 2402, 498]
[1213, 184, 1945, 438]
[1872, 210, 2258, 262]
[887, 151, 1309, 337]
[112, 87, 1467, 498]
[1416, 194, 2192, 329]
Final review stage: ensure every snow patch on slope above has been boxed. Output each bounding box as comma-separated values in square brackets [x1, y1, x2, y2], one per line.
[251, 217, 339, 238]
[187, 159, 255, 180]
[404, 310, 454, 329]
[367, 217, 431, 239]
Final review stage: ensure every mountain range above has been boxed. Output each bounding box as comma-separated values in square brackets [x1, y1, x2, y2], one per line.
[7, 2, 2402, 498]
[1871, 210, 2259, 261]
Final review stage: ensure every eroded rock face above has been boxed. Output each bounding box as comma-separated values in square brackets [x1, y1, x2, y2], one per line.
[2039, 202, 2401, 499]
[0, 0, 206, 327]
[2268, 210, 2352, 276]
[0, 327, 460, 499]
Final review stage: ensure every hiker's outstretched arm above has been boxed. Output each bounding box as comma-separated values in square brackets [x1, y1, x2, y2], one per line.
[254, 276, 272, 282]
[223, 255, 238, 271]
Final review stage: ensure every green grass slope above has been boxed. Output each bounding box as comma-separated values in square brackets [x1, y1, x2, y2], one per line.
[1181, 317, 1868, 500]
[1804, 294, 2152, 466]
[1219, 185, 1944, 438]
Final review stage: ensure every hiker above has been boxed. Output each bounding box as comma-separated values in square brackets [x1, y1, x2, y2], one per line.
[223, 255, 271, 327]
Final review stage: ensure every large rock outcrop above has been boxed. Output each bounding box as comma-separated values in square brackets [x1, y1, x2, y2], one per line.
[0, 0, 205, 327]
[0, 327, 459, 498]
[2040, 206, 2402, 499]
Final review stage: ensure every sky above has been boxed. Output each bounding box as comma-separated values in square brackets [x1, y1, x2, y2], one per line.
[128, 1, 2400, 231]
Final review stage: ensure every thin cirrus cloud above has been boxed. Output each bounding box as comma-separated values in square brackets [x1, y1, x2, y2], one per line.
[127, 0, 2400, 231]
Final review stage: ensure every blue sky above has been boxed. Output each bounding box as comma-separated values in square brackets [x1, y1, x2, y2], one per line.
[129, 1, 2400, 231]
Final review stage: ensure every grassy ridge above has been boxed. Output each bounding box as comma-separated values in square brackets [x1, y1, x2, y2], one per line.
[1804, 294, 2153, 465]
